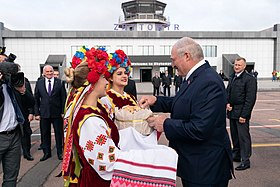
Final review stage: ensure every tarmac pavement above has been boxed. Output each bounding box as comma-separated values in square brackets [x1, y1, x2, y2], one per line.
[1, 79, 280, 186]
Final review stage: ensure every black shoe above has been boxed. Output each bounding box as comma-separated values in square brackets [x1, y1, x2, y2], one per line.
[233, 158, 241, 162]
[58, 154, 63, 160]
[40, 153, 52, 161]
[24, 154, 34, 161]
[235, 163, 250, 171]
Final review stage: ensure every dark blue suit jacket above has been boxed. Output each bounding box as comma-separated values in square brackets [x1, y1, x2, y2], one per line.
[34, 78, 66, 118]
[152, 61, 233, 184]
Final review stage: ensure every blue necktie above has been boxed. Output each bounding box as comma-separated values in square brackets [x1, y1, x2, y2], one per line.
[48, 80, 52, 96]
[180, 78, 187, 89]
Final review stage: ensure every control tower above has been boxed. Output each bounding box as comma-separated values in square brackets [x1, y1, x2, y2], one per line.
[118, 0, 170, 31]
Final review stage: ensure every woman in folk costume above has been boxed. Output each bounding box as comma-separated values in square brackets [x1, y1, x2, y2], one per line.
[63, 47, 90, 136]
[63, 47, 178, 187]
[62, 47, 91, 185]
[100, 50, 162, 139]
[100, 49, 137, 119]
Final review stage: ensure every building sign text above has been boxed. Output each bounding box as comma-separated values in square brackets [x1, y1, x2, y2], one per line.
[132, 62, 171, 66]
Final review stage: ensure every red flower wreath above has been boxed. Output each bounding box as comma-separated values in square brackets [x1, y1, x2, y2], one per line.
[85, 47, 109, 84]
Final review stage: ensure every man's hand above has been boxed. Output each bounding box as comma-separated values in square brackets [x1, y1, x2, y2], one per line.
[147, 114, 168, 133]
[239, 117, 246, 124]
[28, 114, 34, 122]
[226, 103, 232, 111]
[138, 95, 157, 109]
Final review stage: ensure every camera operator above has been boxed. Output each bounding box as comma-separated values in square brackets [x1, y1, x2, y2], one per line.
[0, 74, 24, 186]
[0, 52, 34, 186]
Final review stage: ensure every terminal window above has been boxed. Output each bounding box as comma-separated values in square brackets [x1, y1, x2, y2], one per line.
[139, 45, 154, 55]
[202, 45, 217, 57]
[160, 45, 172, 55]
[116, 45, 133, 55]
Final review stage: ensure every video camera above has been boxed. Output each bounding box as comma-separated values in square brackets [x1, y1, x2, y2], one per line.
[0, 51, 25, 87]
[6, 53, 17, 63]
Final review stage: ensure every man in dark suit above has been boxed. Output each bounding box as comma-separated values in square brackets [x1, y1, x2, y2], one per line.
[13, 75, 35, 161]
[139, 37, 233, 186]
[162, 70, 172, 96]
[173, 71, 182, 94]
[124, 77, 137, 99]
[226, 57, 257, 171]
[152, 71, 161, 96]
[34, 65, 66, 161]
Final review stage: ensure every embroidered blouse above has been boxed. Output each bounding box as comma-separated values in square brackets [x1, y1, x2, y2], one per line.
[100, 89, 137, 119]
[74, 105, 178, 187]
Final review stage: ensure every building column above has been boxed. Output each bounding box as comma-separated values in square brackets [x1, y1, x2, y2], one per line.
[0, 22, 4, 47]
[274, 24, 280, 71]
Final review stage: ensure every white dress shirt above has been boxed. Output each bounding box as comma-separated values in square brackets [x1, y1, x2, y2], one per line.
[0, 84, 18, 132]
[45, 77, 54, 93]
[184, 60, 206, 81]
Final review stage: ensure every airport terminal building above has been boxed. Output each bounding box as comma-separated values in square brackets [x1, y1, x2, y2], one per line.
[1, 0, 280, 82]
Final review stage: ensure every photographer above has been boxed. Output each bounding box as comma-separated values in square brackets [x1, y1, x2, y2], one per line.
[0, 51, 33, 186]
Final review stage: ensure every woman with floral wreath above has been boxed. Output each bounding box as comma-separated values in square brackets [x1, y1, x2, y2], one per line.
[100, 49, 137, 120]
[100, 50, 162, 139]
[62, 47, 178, 187]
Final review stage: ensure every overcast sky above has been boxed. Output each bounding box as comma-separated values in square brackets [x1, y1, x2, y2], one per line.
[1, 0, 279, 31]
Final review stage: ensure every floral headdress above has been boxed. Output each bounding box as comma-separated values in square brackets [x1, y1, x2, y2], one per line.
[71, 46, 109, 84]
[71, 46, 88, 69]
[105, 49, 131, 77]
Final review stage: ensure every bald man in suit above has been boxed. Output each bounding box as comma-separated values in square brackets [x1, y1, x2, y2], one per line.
[140, 37, 233, 186]
[34, 65, 66, 161]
